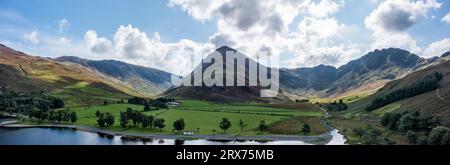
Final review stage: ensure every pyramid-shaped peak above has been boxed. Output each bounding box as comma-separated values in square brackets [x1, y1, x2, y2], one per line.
[215, 46, 237, 54]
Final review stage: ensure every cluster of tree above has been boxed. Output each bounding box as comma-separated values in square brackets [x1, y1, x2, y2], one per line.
[352, 125, 391, 145]
[118, 108, 165, 129]
[0, 91, 64, 115]
[380, 111, 441, 132]
[380, 111, 450, 145]
[427, 126, 450, 145]
[366, 72, 444, 111]
[127, 97, 176, 110]
[321, 99, 347, 111]
[96, 112, 115, 127]
[30, 109, 76, 123]
[295, 99, 310, 103]
[217, 119, 273, 133]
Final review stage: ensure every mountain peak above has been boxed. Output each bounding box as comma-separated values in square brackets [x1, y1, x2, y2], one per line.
[441, 51, 450, 58]
[215, 46, 237, 55]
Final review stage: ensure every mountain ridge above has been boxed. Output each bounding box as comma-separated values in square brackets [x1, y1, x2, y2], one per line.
[55, 56, 174, 94]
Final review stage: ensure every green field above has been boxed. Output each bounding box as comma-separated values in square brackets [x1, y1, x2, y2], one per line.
[71, 100, 325, 135]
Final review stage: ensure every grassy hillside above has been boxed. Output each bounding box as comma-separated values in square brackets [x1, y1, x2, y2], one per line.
[328, 60, 450, 144]
[0, 44, 150, 106]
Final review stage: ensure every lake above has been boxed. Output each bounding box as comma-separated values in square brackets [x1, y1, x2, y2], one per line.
[0, 127, 346, 145]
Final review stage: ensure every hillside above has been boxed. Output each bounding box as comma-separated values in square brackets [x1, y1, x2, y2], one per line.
[56, 56, 174, 94]
[349, 59, 450, 122]
[164, 46, 291, 102]
[0, 44, 149, 106]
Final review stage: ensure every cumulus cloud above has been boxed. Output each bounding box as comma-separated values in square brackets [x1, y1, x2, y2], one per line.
[84, 30, 113, 54]
[208, 32, 235, 48]
[168, 0, 359, 68]
[167, 0, 226, 21]
[84, 24, 214, 75]
[424, 38, 450, 57]
[21, 30, 40, 44]
[58, 18, 70, 33]
[365, 0, 441, 52]
[442, 12, 450, 23]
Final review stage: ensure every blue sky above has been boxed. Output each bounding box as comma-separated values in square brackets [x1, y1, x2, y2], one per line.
[1, 0, 450, 74]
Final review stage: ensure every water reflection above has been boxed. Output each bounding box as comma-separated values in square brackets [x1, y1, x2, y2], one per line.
[0, 127, 345, 145]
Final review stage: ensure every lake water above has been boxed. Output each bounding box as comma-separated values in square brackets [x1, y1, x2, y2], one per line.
[0, 127, 346, 145]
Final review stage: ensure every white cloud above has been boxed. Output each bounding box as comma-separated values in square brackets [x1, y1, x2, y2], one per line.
[83, 25, 214, 75]
[442, 12, 450, 23]
[21, 30, 40, 44]
[167, 0, 227, 21]
[424, 38, 450, 57]
[84, 30, 113, 54]
[169, 0, 360, 68]
[365, 0, 441, 53]
[58, 18, 70, 33]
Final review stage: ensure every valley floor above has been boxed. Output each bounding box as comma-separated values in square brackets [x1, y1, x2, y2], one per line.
[10, 100, 331, 138]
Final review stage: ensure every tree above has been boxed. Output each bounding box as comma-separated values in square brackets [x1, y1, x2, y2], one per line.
[380, 113, 391, 127]
[142, 115, 154, 128]
[301, 123, 311, 135]
[97, 113, 106, 127]
[398, 114, 417, 132]
[119, 112, 128, 128]
[70, 112, 77, 123]
[173, 118, 185, 132]
[105, 113, 115, 127]
[353, 128, 365, 138]
[103, 101, 108, 105]
[441, 130, 450, 145]
[219, 118, 231, 133]
[406, 130, 417, 144]
[62, 111, 70, 122]
[154, 118, 166, 129]
[56, 110, 64, 122]
[97, 112, 114, 127]
[428, 126, 449, 145]
[144, 102, 150, 111]
[239, 120, 247, 132]
[51, 98, 65, 109]
[40, 111, 49, 121]
[258, 120, 268, 132]
[361, 126, 382, 145]
[95, 111, 101, 117]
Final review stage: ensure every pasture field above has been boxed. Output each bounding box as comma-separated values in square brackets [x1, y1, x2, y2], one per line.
[71, 100, 326, 135]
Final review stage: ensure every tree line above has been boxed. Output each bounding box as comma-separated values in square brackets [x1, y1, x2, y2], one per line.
[0, 91, 64, 115]
[320, 99, 348, 111]
[117, 108, 165, 129]
[127, 97, 176, 110]
[366, 72, 444, 111]
[30, 109, 77, 123]
[0, 91, 75, 123]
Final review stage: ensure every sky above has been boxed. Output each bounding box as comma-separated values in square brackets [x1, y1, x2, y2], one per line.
[1, 0, 450, 75]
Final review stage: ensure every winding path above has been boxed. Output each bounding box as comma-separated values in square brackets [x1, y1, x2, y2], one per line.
[436, 89, 450, 104]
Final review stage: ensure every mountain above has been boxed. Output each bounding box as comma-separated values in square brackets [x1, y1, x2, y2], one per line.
[55, 56, 174, 94]
[280, 48, 427, 98]
[163, 46, 291, 102]
[0, 44, 151, 106]
[442, 51, 450, 58]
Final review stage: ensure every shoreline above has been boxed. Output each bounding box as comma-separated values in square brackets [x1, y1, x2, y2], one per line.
[0, 122, 333, 144]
